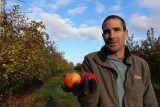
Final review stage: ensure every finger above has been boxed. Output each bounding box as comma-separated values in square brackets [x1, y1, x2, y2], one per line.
[62, 84, 72, 93]
[83, 77, 90, 95]
[90, 78, 97, 94]
[72, 82, 81, 96]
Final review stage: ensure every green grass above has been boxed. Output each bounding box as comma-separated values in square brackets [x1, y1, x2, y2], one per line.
[27, 70, 81, 107]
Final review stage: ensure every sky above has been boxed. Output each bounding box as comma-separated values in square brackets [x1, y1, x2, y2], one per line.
[5, 0, 160, 65]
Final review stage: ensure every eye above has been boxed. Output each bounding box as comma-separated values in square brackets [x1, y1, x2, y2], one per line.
[114, 27, 121, 31]
[103, 29, 110, 34]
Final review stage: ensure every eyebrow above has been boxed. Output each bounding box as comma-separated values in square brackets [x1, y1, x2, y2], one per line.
[113, 27, 121, 31]
[103, 27, 122, 32]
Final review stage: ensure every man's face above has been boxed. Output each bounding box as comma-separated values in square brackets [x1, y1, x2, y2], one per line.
[102, 18, 128, 54]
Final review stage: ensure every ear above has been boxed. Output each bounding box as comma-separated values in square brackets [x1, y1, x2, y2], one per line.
[124, 30, 128, 39]
[102, 33, 105, 41]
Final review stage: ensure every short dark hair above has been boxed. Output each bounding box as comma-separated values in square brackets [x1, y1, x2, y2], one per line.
[102, 15, 126, 31]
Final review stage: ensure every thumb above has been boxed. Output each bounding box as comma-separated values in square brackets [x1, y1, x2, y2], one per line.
[62, 84, 72, 92]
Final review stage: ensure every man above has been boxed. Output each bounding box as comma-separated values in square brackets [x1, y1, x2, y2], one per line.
[79, 15, 158, 107]
[63, 15, 158, 107]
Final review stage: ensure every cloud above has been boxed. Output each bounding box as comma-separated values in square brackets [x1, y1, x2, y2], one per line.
[113, 13, 124, 17]
[27, 7, 44, 21]
[129, 14, 152, 32]
[109, 5, 121, 11]
[25, 0, 73, 10]
[79, 27, 102, 41]
[128, 13, 160, 37]
[39, 13, 102, 41]
[68, 6, 87, 15]
[48, 0, 73, 9]
[128, 0, 160, 38]
[137, 0, 160, 11]
[116, 0, 121, 5]
[109, 0, 121, 11]
[86, 20, 99, 24]
[80, 24, 88, 28]
[95, 2, 106, 13]
[29, 0, 46, 7]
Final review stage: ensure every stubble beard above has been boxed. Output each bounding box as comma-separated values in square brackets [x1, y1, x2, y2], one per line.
[105, 42, 124, 55]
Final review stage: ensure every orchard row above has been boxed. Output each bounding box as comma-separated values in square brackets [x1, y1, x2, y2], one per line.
[0, 5, 70, 101]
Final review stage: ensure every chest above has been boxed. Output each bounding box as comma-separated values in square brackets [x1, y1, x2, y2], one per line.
[96, 63, 145, 101]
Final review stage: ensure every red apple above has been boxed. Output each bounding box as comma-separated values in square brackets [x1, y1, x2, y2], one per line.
[64, 73, 81, 88]
[81, 72, 98, 83]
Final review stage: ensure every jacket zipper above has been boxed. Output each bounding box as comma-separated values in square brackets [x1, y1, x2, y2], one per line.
[123, 63, 131, 106]
[106, 59, 120, 107]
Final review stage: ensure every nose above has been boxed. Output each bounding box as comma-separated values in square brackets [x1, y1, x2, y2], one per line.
[109, 31, 115, 39]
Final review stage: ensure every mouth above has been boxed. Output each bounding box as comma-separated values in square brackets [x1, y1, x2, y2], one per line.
[108, 41, 118, 46]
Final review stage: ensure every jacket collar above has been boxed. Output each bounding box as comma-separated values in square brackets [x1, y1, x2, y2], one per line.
[93, 45, 131, 79]
[94, 45, 132, 65]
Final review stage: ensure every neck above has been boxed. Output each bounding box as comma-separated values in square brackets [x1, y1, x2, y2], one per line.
[106, 47, 125, 58]
[111, 52, 125, 58]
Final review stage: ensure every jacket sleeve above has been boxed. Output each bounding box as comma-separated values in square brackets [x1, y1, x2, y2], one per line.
[78, 57, 100, 107]
[143, 62, 158, 107]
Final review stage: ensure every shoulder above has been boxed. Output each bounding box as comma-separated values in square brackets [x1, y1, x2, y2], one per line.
[130, 54, 147, 62]
[129, 54, 149, 68]
[81, 51, 99, 71]
[84, 51, 98, 59]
